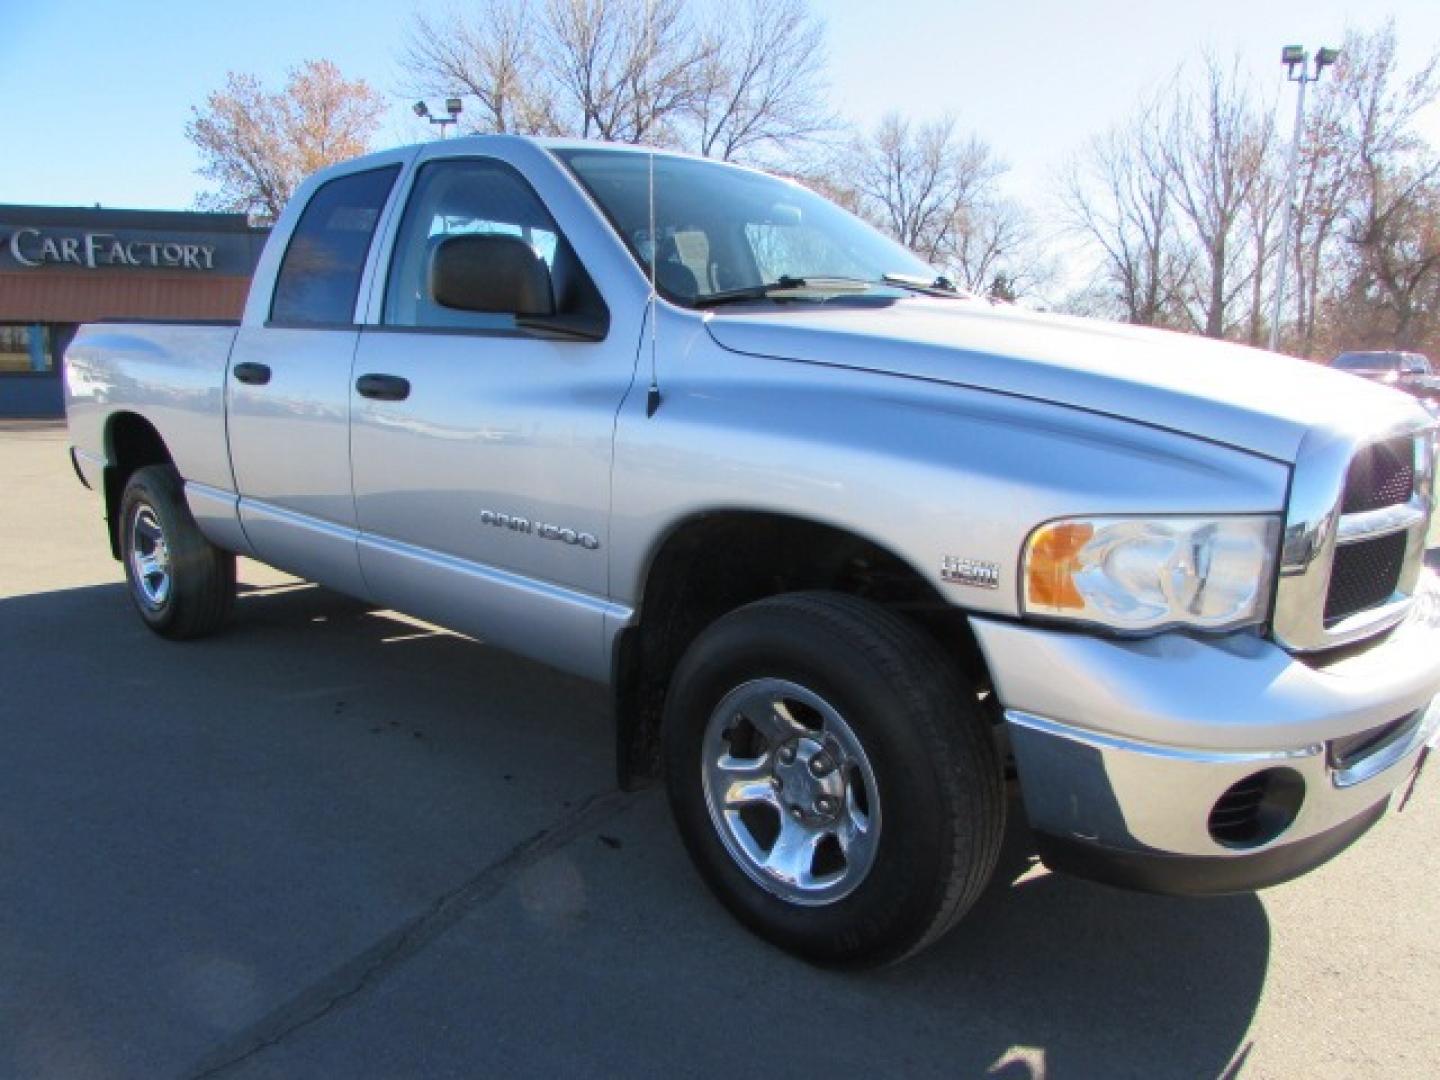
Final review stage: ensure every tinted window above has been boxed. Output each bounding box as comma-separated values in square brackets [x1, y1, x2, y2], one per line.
[386, 158, 600, 331]
[271, 166, 399, 326]
[1334, 352, 1400, 372]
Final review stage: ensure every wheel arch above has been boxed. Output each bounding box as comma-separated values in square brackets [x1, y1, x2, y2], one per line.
[613, 509, 992, 788]
[102, 412, 175, 559]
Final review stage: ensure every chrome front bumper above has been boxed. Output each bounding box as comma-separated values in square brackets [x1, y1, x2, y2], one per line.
[971, 572, 1440, 893]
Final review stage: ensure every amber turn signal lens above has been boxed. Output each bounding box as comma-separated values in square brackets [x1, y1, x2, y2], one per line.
[1025, 522, 1095, 610]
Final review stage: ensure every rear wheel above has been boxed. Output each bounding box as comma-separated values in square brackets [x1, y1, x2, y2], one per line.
[119, 464, 235, 639]
[662, 591, 1004, 967]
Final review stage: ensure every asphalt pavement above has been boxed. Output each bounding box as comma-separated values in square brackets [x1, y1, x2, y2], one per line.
[2, 420, 1437, 1079]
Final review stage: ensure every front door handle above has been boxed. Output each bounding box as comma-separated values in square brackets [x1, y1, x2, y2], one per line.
[233, 362, 271, 385]
[355, 373, 411, 402]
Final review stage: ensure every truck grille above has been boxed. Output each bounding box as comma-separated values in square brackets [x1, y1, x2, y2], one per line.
[1272, 422, 1433, 653]
[1342, 436, 1415, 513]
[1324, 531, 1407, 623]
[1323, 436, 1420, 626]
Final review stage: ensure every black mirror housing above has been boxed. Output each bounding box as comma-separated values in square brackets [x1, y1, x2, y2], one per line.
[429, 234, 555, 316]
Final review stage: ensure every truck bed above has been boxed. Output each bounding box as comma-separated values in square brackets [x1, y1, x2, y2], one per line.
[65, 321, 239, 495]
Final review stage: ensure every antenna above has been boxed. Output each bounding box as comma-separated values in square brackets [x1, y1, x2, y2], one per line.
[646, 148, 661, 417]
[643, 0, 661, 418]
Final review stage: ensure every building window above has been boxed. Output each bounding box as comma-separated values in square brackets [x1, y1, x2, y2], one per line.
[0, 324, 52, 374]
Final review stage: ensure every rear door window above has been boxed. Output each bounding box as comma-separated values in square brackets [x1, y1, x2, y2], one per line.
[270, 166, 400, 326]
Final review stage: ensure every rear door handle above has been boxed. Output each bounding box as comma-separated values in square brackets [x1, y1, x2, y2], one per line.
[233, 362, 271, 385]
[355, 374, 411, 402]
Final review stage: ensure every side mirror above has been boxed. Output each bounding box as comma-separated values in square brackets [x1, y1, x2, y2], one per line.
[429, 234, 554, 316]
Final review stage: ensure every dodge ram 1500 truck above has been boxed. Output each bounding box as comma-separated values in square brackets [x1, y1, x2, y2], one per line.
[65, 136, 1440, 966]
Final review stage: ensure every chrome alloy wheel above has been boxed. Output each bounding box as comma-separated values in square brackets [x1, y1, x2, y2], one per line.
[128, 504, 172, 610]
[701, 678, 882, 906]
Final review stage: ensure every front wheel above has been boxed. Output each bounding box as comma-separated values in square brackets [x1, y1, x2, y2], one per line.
[119, 464, 235, 639]
[662, 592, 1004, 967]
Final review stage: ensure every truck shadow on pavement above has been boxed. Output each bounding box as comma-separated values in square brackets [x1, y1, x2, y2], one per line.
[874, 817, 1267, 1077]
[0, 580, 1267, 1079]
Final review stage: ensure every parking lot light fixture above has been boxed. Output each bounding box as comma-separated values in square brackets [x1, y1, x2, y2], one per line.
[1270, 45, 1340, 353]
[414, 98, 463, 139]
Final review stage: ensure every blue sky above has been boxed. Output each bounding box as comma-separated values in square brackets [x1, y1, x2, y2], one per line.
[2, 0, 1437, 212]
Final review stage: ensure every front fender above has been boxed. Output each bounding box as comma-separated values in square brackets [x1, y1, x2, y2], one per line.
[609, 311, 1291, 620]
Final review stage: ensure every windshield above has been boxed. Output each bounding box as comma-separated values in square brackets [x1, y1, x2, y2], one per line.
[1334, 352, 1401, 372]
[553, 148, 941, 306]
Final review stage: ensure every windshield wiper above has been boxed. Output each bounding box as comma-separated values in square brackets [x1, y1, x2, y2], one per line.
[693, 275, 876, 309]
[882, 272, 966, 297]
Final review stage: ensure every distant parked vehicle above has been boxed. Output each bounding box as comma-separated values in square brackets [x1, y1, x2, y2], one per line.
[1331, 350, 1440, 408]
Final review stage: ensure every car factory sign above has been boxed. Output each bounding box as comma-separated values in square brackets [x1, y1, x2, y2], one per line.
[5, 226, 219, 272]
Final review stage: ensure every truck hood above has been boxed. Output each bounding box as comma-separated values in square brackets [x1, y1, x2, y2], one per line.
[703, 298, 1426, 462]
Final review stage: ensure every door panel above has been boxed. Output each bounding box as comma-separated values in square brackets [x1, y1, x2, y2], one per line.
[225, 162, 403, 597]
[350, 330, 630, 676]
[349, 154, 635, 675]
[227, 326, 368, 595]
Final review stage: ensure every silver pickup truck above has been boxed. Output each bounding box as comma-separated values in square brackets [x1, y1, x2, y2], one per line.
[65, 136, 1440, 966]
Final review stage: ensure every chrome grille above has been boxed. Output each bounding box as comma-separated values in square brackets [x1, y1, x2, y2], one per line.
[1272, 421, 1435, 653]
[1342, 436, 1415, 513]
[1324, 531, 1407, 623]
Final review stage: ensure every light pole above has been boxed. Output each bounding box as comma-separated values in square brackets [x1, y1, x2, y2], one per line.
[413, 97, 463, 138]
[1269, 45, 1339, 353]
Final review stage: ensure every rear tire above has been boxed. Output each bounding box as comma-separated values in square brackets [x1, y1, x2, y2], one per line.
[662, 591, 1004, 967]
[119, 464, 235, 640]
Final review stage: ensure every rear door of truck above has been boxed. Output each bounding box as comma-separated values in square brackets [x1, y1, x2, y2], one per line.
[225, 153, 410, 595]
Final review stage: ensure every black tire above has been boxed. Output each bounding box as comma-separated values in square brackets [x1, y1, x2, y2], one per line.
[118, 464, 235, 640]
[662, 591, 1004, 967]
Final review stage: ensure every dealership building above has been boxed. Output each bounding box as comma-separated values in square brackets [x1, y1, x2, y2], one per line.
[0, 205, 268, 417]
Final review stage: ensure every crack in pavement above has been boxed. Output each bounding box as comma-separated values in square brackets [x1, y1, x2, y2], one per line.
[184, 789, 631, 1079]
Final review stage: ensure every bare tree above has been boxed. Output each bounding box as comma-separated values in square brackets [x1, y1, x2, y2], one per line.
[1062, 59, 1272, 335]
[402, 0, 832, 159]
[947, 198, 1054, 300]
[187, 60, 384, 221]
[1240, 143, 1286, 345]
[542, 0, 704, 143]
[1328, 23, 1440, 351]
[1054, 17, 1440, 347]
[689, 0, 833, 161]
[403, 5, 558, 135]
[1162, 58, 1275, 338]
[801, 115, 1050, 298]
[843, 113, 1003, 265]
[1061, 102, 1189, 326]
[1287, 58, 1362, 356]
[787, 159, 865, 217]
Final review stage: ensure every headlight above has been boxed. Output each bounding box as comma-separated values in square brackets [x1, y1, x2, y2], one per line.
[1023, 515, 1280, 632]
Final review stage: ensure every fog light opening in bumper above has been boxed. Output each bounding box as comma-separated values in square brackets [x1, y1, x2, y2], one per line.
[1208, 768, 1306, 849]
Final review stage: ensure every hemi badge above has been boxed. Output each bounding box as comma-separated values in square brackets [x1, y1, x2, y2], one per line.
[942, 556, 1000, 590]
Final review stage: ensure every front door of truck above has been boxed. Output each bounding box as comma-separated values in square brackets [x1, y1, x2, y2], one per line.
[227, 163, 402, 596]
[349, 154, 634, 679]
